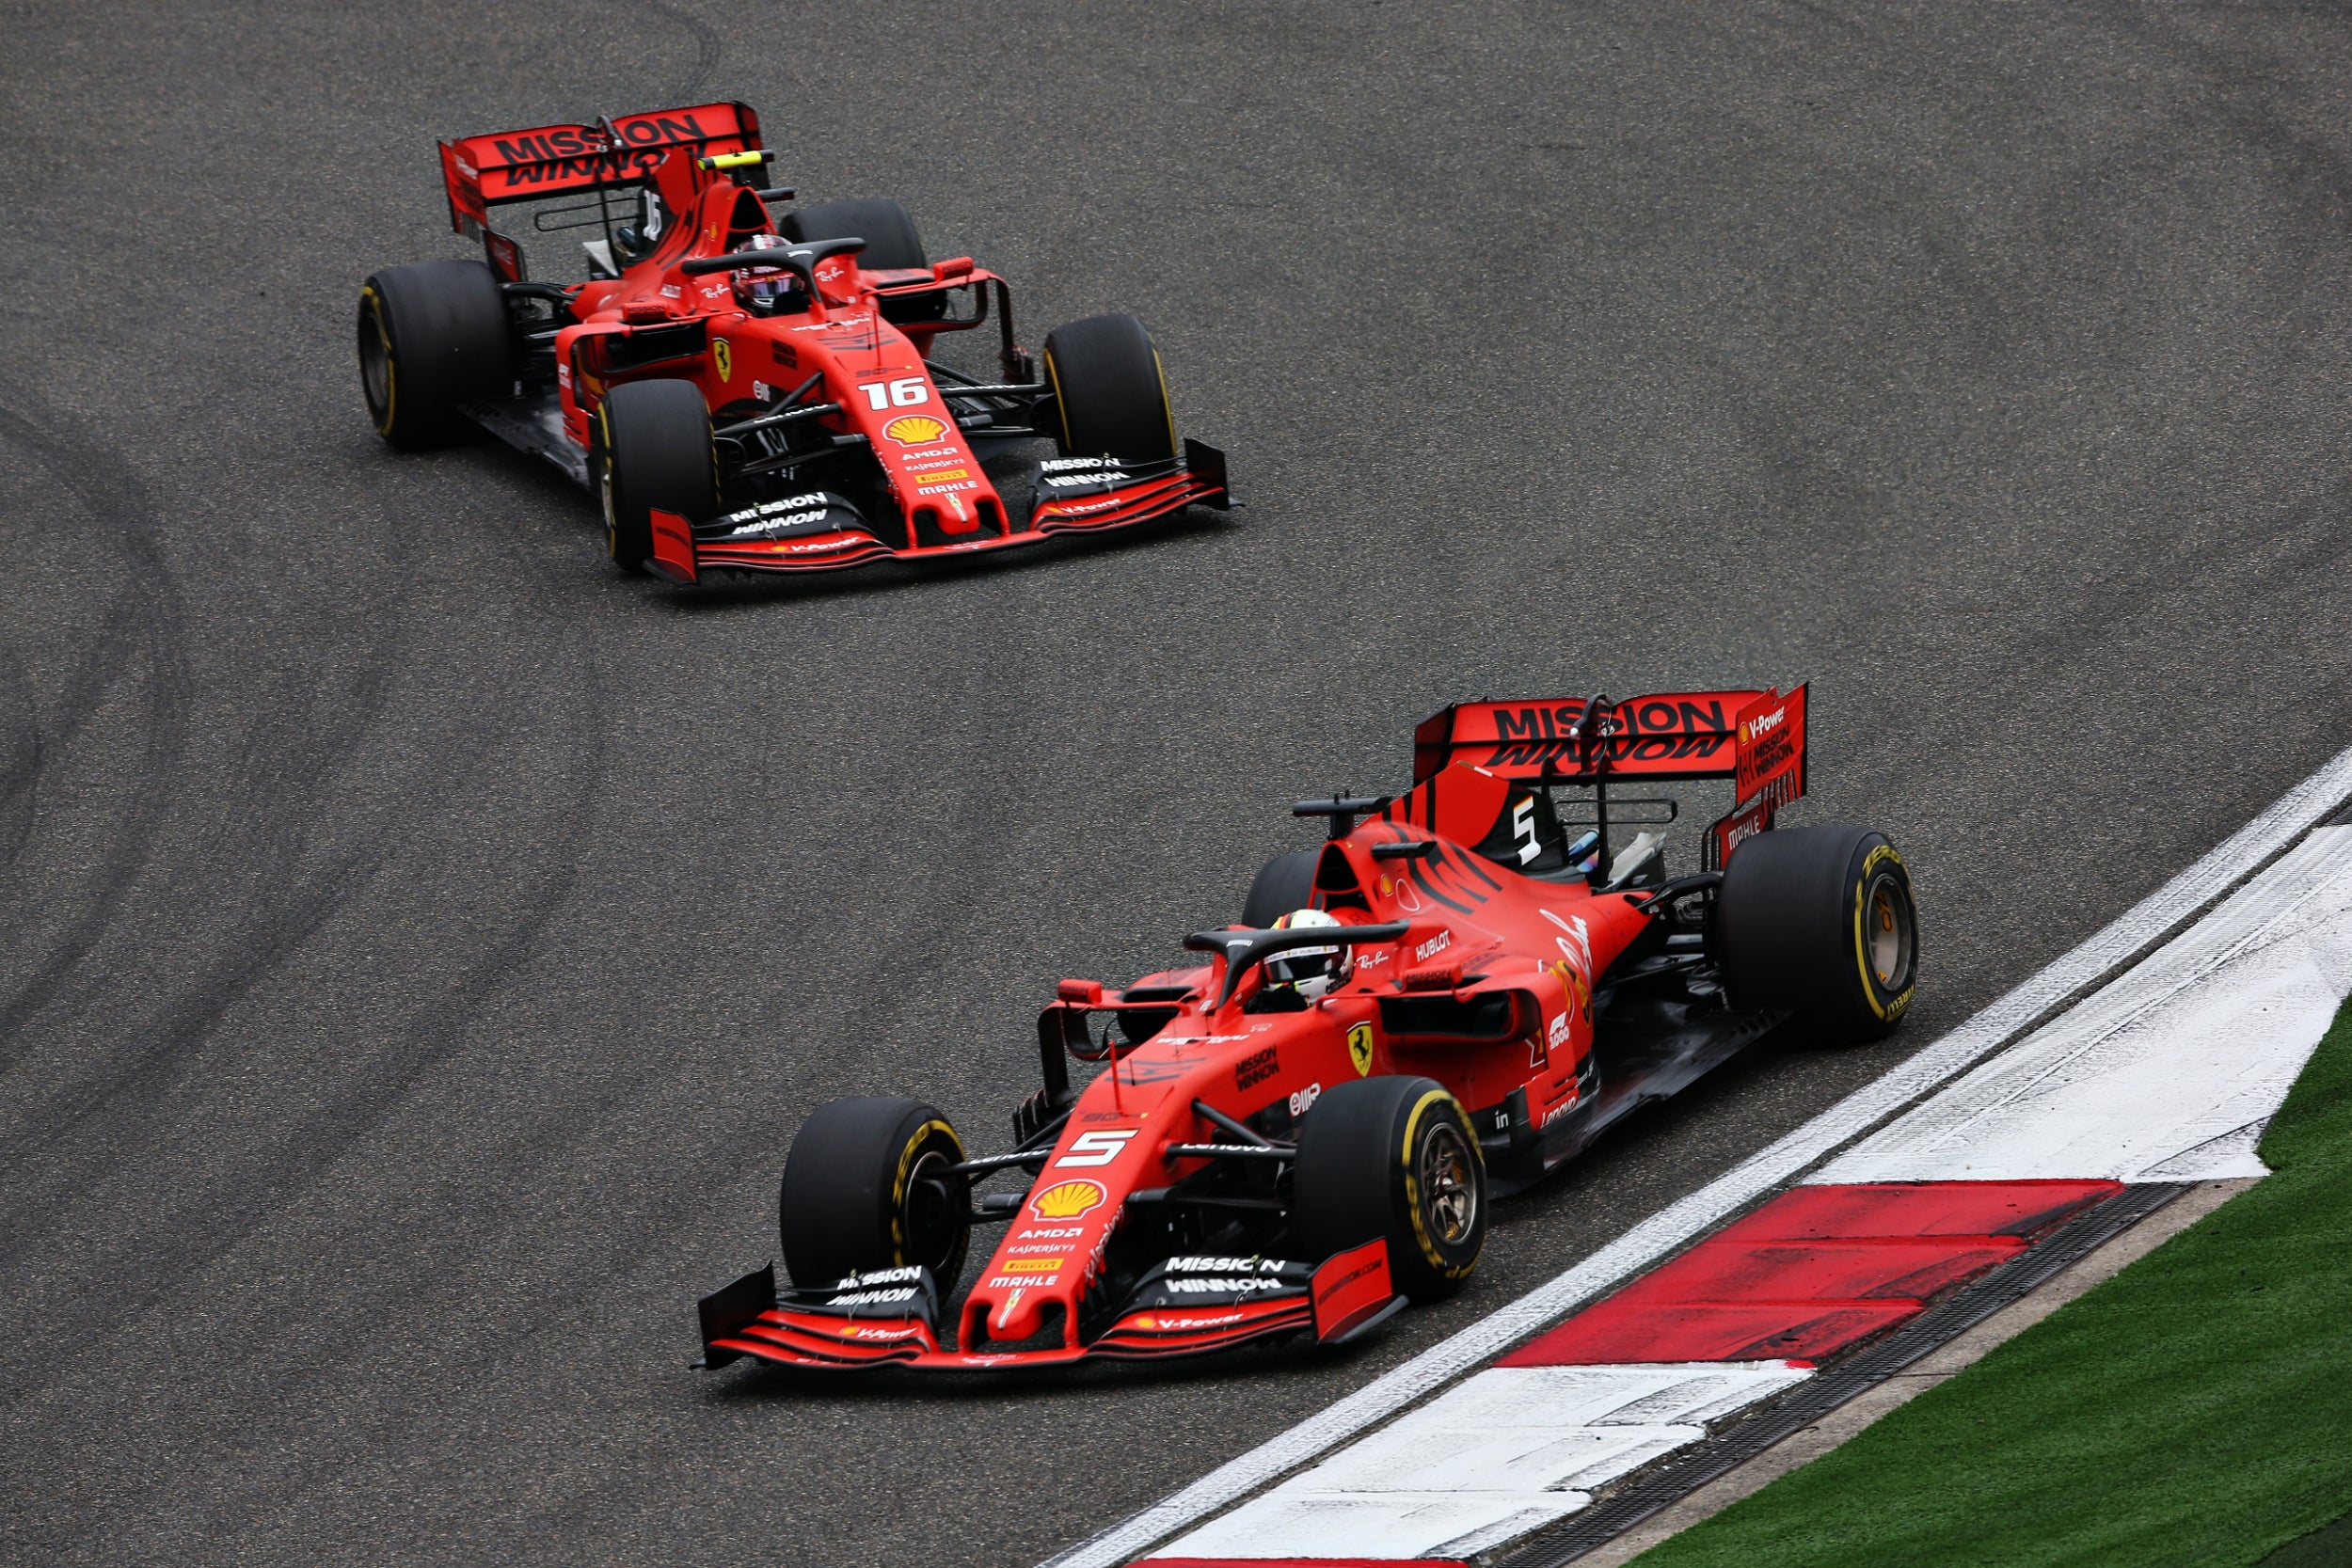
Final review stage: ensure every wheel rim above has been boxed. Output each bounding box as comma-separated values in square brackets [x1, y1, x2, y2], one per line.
[901, 1148, 964, 1275]
[599, 451, 621, 556]
[1042, 348, 1073, 451]
[1418, 1119, 1478, 1246]
[1864, 872, 1914, 990]
[359, 300, 393, 426]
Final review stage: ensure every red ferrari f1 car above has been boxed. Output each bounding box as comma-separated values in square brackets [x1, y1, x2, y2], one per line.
[356, 102, 1228, 580]
[696, 684, 1919, 1371]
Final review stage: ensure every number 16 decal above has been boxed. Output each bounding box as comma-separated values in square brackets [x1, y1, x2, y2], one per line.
[858, 377, 930, 411]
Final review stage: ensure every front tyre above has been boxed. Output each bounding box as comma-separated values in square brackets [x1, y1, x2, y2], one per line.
[785, 198, 940, 325]
[779, 1097, 971, 1294]
[357, 260, 513, 449]
[784, 198, 928, 270]
[1293, 1075, 1485, 1303]
[1241, 849, 1319, 929]
[594, 378, 717, 575]
[1041, 313, 1179, 464]
[1719, 824, 1919, 1042]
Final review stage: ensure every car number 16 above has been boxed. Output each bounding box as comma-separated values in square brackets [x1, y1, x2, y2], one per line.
[858, 377, 930, 411]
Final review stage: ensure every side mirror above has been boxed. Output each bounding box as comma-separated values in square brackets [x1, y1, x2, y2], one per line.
[1056, 978, 1104, 1006]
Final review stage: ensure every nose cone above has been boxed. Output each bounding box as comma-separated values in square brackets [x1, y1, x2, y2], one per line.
[989, 1289, 1046, 1343]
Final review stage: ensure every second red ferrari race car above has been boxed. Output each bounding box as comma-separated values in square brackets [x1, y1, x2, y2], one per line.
[696, 684, 1921, 1372]
[356, 101, 1229, 581]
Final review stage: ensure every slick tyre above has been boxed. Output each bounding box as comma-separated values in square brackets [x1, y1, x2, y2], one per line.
[594, 378, 717, 575]
[358, 260, 514, 449]
[1042, 313, 1178, 464]
[1242, 849, 1320, 929]
[1719, 824, 1918, 1043]
[1294, 1076, 1485, 1303]
[785, 198, 939, 324]
[779, 1097, 971, 1294]
[784, 198, 928, 269]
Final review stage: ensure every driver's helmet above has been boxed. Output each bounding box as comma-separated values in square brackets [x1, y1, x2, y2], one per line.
[1265, 909, 1351, 1001]
[731, 233, 802, 312]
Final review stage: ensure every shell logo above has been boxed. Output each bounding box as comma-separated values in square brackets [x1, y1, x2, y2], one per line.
[883, 415, 947, 446]
[1029, 1180, 1106, 1221]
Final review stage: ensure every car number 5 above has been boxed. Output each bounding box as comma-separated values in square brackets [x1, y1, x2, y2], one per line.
[1055, 1130, 1136, 1167]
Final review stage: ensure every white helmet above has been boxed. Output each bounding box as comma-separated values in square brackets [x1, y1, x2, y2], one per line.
[1265, 909, 1350, 1001]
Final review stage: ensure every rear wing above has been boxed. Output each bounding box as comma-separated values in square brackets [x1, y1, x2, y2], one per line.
[1412, 686, 1809, 869]
[437, 101, 762, 239]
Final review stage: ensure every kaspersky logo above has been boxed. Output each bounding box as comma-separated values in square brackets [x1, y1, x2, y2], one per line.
[883, 415, 947, 445]
[1028, 1180, 1106, 1221]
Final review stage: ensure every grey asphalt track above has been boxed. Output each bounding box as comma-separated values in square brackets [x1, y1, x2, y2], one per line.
[5, 3, 2351, 1564]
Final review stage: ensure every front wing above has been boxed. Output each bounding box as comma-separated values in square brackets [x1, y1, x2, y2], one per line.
[697, 1239, 1397, 1373]
[656, 441, 1232, 583]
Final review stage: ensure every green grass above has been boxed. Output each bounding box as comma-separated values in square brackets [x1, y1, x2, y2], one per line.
[1632, 997, 2352, 1568]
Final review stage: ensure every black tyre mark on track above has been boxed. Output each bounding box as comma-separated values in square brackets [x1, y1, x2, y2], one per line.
[0, 400, 192, 1068]
[621, 0, 724, 103]
[0, 566, 609, 1411]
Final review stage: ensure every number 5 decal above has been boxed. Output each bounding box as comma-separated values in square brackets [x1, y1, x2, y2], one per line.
[1055, 1130, 1136, 1167]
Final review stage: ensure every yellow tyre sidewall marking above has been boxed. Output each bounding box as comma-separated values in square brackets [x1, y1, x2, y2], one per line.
[889, 1117, 964, 1265]
[597, 404, 623, 560]
[1397, 1087, 1480, 1278]
[1151, 343, 1176, 457]
[1043, 347, 1073, 451]
[1851, 843, 1915, 1022]
[361, 285, 396, 435]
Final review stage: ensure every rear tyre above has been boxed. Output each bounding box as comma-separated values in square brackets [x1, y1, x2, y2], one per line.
[779, 1097, 971, 1294]
[784, 198, 928, 269]
[1718, 824, 1918, 1042]
[1293, 1076, 1485, 1303]
[1242, 849, 1320, 928]
[1042, 313, 1178, 464]
[594, 378, 717, 575]
[358, 260, 514, 449]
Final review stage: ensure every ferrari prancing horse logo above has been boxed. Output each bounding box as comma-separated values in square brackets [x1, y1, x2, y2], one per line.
[1347, 1022, 1375, 1077]
[712, 338, 733, 382]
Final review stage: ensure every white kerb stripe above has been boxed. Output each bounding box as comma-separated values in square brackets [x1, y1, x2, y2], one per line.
[1040, 738, 2352, 1568]
[1819, 826, 2352, 1183]
[1158, 1363, 1809, 1562]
